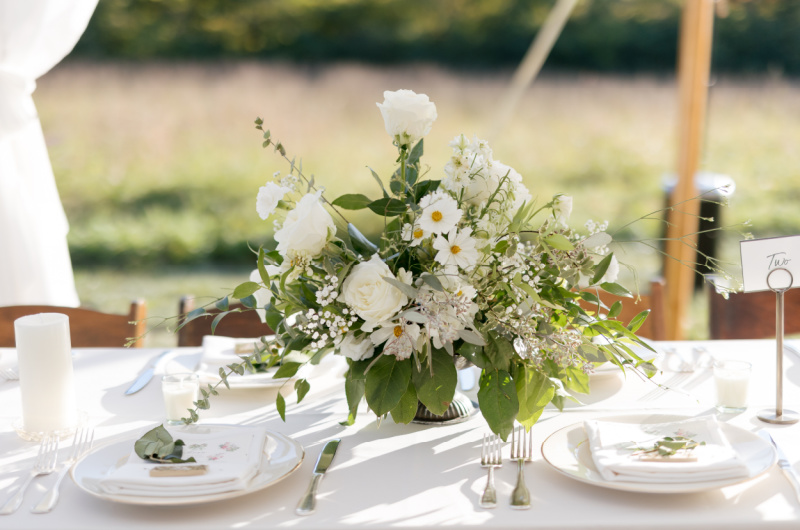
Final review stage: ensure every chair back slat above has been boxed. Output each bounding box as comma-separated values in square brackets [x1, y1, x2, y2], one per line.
[177, 296, 273, 347]
[0, 300, 147, 348]
[708, 280, 800, 339]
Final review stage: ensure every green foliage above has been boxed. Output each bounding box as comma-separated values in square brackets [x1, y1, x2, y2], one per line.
[134, 425, 197, 464]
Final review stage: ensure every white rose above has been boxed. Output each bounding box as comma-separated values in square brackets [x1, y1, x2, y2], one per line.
[553, 195, 573, 226]
[274, 192, 336, 259]
[337, 332, 375, 361]
[341, 254, 409, 330]
[256, 182, 292, 220]
[376, 89, 437, 148]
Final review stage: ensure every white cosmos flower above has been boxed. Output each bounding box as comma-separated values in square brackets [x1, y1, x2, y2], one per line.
[256, 181, 292, 220]
[418, 191, 462, 235]
[370, 321, 421, 360]
[433, 227, 479, 270]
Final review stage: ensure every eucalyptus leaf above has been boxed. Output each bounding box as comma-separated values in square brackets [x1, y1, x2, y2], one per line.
[233, 281, 260, 300]
[457, 329, 487, 346]
[381, 276, 418, 299]
[134, 425, 197, 464]
[332, 194, 373, 210]
[420, 273, 444, 291]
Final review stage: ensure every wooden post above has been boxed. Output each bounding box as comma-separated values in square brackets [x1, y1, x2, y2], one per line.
[663, 0, 716, 340]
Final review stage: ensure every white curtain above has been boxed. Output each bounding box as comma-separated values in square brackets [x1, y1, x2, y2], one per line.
[0, 0, 98, 306]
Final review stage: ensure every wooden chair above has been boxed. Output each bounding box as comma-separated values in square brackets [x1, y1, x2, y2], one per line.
[580, 278, 667, 340]
[177, 295, 274, 347]
[0, 300, 147, 348]
[708, 277, 800, 339]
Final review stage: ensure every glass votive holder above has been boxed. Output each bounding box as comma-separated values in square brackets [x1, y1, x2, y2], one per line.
[714, 360, 751, 413]
[162, 373, 199, 425]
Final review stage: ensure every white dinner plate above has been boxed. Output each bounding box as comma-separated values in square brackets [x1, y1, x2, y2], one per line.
[541, 414, 776, 494]
[71, 425, 304, 505]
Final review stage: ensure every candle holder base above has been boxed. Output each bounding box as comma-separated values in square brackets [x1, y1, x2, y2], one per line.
[757, 408, 800, 425]
[12, 410, 87, 441]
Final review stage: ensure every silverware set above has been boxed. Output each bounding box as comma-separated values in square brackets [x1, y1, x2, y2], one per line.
[480, 426, 532, 510]
[640, 346, 712, 401]
[0, 426, 94, 515]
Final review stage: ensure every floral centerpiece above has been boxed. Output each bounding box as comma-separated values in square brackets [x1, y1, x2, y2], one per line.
[185, 89, 655, 439]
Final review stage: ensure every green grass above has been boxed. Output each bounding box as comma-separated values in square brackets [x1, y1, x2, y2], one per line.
[36, 62, 800, 342]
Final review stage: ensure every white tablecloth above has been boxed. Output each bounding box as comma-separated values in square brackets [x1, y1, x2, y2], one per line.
[1, 340, 800, 529]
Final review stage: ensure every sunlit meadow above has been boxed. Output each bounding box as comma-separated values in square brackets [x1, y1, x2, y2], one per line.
[35, 62, 800, 344]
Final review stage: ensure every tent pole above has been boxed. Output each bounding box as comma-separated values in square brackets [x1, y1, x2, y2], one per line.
[664, 0, 716, 339]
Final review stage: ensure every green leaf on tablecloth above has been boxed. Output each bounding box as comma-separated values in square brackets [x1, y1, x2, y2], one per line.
[412, 348, 457, 416]
[390, 380, 418, 424]
[515, 365, 555, 430]
[134, 425, 197, 464]
[295, 378, 311, 403]
[478, 369, 518, 440]
[233, 281, 260, 299]
[276, 393, 286, 421]
[365, 355, 412, 417]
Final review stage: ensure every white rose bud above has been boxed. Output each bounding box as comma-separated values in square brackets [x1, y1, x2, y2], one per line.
[274, 192, 336, 260]
[376, 89, 437, 148]
[337, 332, 375, 361]
[341, 254, 408, 331]
[553, 194, 573, 226]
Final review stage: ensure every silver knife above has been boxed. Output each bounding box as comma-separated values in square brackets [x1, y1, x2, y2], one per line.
[124, 350, 173, 395]
[296, 439, 341, 515]
[759, 430, 800, 503]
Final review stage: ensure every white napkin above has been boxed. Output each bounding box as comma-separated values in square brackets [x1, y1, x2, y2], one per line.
[100, 426, 267, 497]
[195, 336, 272, 385]
[584, 417, 749, 483]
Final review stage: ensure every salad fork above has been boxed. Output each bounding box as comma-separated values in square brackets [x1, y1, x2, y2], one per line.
[0, 435, 58, 515]
[479, 434, 502, 509]
[32, 426, 95, 513]
[510, 425, 532, 509]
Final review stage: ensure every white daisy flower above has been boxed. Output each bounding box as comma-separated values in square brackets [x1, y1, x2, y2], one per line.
[370, 321, 421, 360]
[418, 191, 462, 235]
[407, 222, 430, 247]
[433, 227, 479, 270]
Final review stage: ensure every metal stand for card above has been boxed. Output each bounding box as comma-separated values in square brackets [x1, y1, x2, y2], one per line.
[757, 268, 799, 424]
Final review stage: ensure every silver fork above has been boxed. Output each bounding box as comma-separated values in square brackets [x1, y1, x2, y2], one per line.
[1, 367, 19, 381]
[0, 435, 59, 515]
[510, 425, 532, 509]
[31, 426, 94, 514]
[479, 434, 502, 509]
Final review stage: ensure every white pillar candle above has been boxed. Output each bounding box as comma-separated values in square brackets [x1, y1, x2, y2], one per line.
[14, 313, 77, 433]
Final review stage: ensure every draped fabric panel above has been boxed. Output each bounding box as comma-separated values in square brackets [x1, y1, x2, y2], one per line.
[0, 0, 98, 306]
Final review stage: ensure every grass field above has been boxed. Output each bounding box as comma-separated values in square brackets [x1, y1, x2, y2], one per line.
[36, 62, 800, 345]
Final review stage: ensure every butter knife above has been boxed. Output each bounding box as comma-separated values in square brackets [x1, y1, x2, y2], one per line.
[758, 430, 800, 503]
[296, 439, 341, 515]
[124, 350, 173, 395]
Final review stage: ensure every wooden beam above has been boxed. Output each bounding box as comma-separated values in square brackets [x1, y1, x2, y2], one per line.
[663, 0, 716, 339]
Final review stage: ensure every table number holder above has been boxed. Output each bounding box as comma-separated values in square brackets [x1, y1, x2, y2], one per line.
[757, 267, 799, 424]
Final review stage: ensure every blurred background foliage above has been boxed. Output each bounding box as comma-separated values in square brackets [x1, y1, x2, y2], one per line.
[73, 0, 799, 74]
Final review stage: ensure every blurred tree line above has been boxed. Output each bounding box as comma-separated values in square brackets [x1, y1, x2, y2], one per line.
[73, 0, 799, 74]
